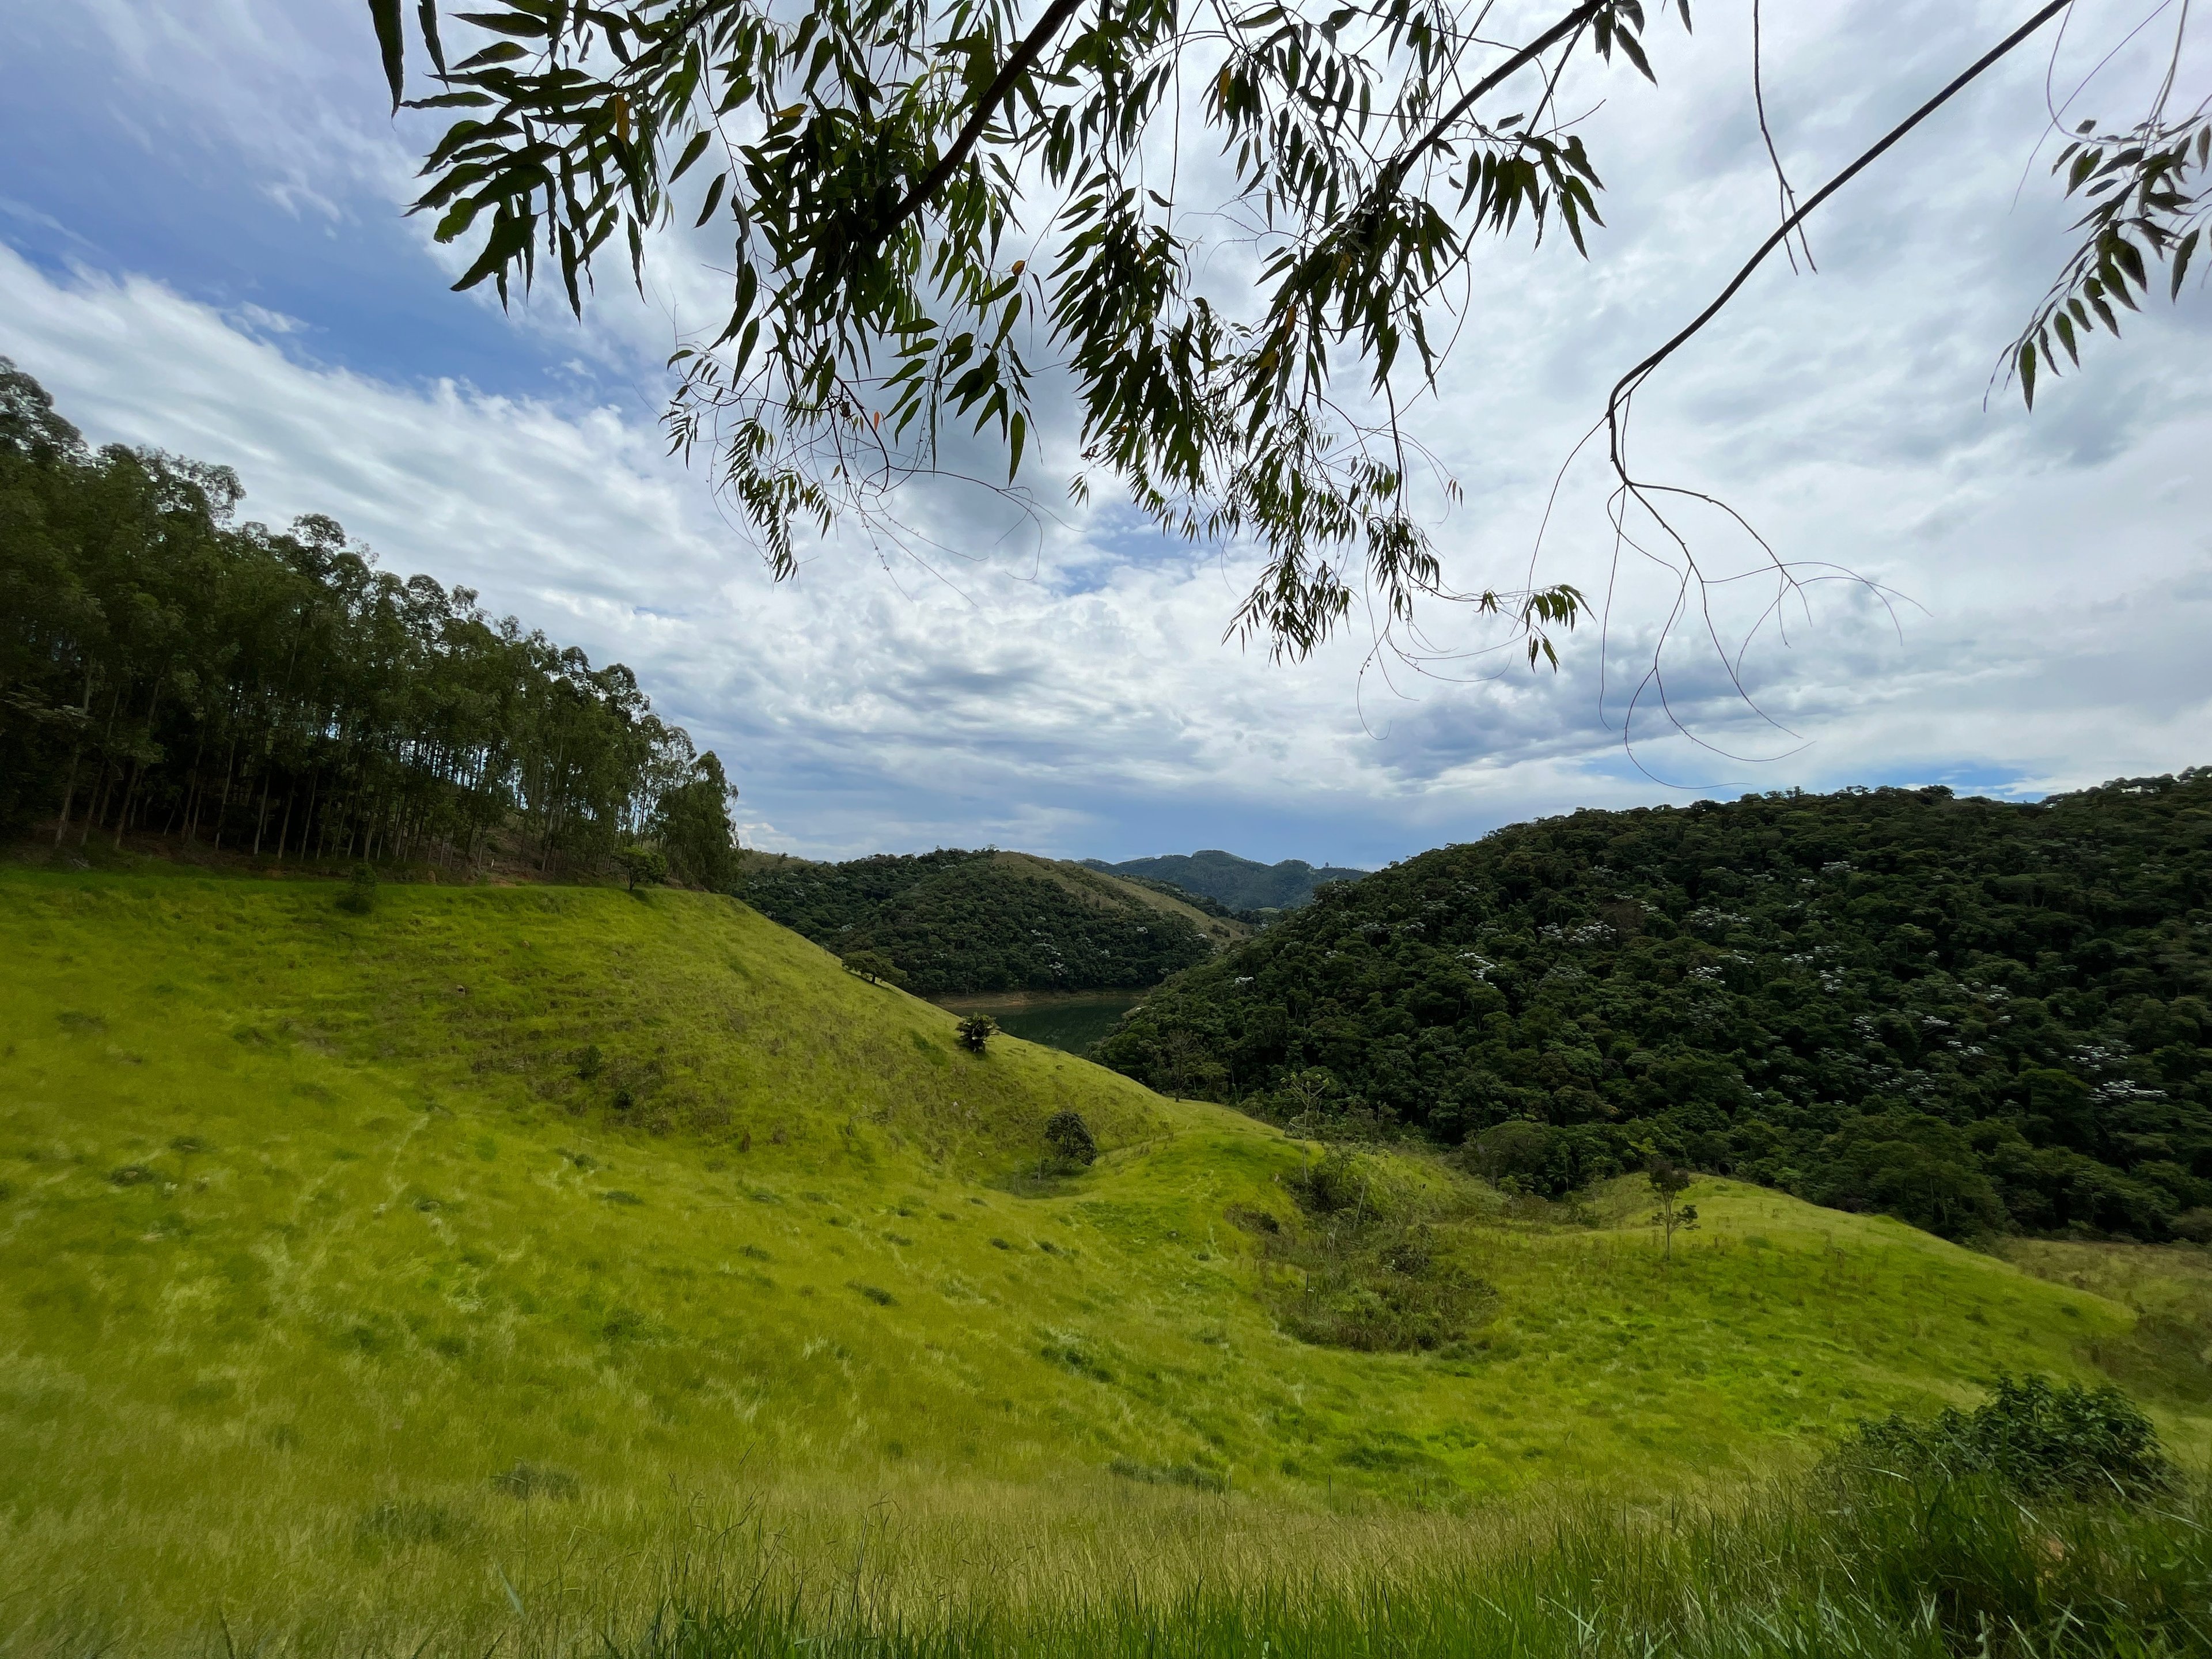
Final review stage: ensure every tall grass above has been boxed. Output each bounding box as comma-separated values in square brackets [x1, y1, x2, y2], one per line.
[16, 1468, 2202, 1658]
[600, 1473, 2212, 1659]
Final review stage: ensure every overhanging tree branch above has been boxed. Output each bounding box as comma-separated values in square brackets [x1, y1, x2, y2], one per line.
[1607, 0, 2075, 452]
[363, 0, 2200, 685]
[881, 0, 1092, 237]
[1393, 0, 1608, 180]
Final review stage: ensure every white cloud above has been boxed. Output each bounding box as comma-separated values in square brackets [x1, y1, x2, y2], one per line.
[3, 0, 2210, 866]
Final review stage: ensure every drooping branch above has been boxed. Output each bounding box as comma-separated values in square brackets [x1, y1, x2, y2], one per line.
[1586, 0, 2073, 781]
[1606, 0, 2075, 456]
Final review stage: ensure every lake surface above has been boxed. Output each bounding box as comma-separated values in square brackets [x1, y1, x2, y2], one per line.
[929, 989, 1148, 1057]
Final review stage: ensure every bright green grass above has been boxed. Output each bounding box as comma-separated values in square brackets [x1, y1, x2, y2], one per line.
[1, 869, 2205, 1648]
[546, 1471, 2212, 1659]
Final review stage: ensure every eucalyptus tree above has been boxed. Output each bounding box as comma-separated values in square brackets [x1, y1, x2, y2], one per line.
[366, 0, 2208, 670]
[0, 361, 737, 878]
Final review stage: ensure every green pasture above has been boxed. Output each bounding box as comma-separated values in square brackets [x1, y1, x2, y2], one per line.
[1, 869, 2206, 1649]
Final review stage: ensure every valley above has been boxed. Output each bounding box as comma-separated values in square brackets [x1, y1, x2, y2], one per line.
[3, 866, 2208, 1652]
[927, 987, 1149, 1055]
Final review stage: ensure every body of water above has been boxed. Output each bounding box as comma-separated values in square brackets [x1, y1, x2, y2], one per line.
[930, 989, 1147, 1057]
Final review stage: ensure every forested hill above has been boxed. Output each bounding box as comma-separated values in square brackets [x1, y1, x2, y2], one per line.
[0, 363, 735, 881]
[1082, 850, 1369, 912]
[734, 849, 1246, 995]
[1096, 775, 2212, 1243]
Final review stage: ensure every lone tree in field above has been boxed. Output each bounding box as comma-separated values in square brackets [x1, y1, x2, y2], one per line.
[840, 948, 908, 987]
[1646, 1153, 1698, 1262]
[956, 1013, 998, 1054]
[366, 1, 2210, 672]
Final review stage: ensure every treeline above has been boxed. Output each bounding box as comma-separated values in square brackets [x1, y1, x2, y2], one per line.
[1, 362, 736, 882]
[737, 849, 1217, 994]
[1096, 776, 2212, 1243]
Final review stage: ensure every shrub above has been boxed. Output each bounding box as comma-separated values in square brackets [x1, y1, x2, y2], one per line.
[1272, 1221, 1491, 1353]
[956, 1014, 997, 1054]
[614, 844, 668, 891]
[1044, 1109, 1098, 1166]
[1839, 1374, 2172, 1498]
[336, 864, 378, 915]
[1287, 1146, 1369, 1217]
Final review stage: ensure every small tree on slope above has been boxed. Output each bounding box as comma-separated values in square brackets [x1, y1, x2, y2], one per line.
[1647, 1154, 1698, 1263]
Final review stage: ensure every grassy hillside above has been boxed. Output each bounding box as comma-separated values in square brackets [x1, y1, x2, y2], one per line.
[2, 868, 2207, 1649]
[735, 847, 1246, 993]
[1084, 850, 1369, 913]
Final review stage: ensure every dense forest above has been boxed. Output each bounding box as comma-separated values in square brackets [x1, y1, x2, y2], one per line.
[1084, 850, 1368, 914]
[1, 363, 736, 882]
[1096, 776, 2212, 1242]
[736, 849, 1226, 994]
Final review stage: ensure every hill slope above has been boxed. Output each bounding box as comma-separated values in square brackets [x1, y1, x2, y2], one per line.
[1084, 850, 1369, 912]
[2, 869, 2205, 1642]
[735, 847, 1246, 993]
[1095, 774, 2212, 1241]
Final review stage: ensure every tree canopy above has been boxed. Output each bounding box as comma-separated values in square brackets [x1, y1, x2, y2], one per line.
[736, 847, 1222, 990]
[1094, 772, 2212, 1243]
[367, 0, 2208, 669]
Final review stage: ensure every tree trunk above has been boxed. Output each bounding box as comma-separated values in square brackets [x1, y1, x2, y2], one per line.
[112, 760, 139, 850]
[81, 762, 111, 848]
[52, 666, 96, 846]
[52, 744, 84, 846]
[274, 775, 297, 864]
[251, 762, 275, 858]
[213, 736, 238, 851]
[81, 682, 129, 846]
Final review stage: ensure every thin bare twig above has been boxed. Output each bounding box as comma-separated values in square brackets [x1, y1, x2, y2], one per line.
[1751, 0, 1816, 272]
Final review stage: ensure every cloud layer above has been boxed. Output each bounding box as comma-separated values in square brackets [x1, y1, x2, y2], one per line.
[3, 0, 2208, 865]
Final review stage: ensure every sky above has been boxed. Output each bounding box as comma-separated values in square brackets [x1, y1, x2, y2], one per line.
[3, 0, 2207, 867]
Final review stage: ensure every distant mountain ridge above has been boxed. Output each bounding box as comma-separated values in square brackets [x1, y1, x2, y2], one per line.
[1082, 850, 1368, 913]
